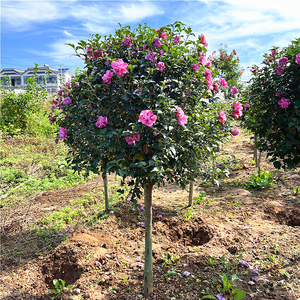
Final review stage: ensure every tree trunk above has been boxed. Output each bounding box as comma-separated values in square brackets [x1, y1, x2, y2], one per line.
[102, 173, 109, 211]
[188, 180, 194, 207]
[254, 135, 258, 165]
[144, 181, 153, 298]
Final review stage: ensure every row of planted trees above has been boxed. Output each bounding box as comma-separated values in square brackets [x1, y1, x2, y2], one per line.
[49, 21, 300, 297]
[49, 21, 243, 297]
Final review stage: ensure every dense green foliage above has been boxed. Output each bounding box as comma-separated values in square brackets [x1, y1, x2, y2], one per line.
[243, 38, 300, 169]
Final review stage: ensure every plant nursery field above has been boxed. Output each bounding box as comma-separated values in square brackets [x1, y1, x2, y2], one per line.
[0, 130, 300, 300]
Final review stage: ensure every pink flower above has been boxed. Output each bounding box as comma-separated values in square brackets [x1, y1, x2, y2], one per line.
[204, 68, 211, 78]
[125, 134, 140, 146]
[279, 57, 288, 66]
[159, 50, 164, 56]
[59, 127, 67, 140]
[271, 49, 278, 55]
[65, 82, 71, 88]
[93, 50, 103, 60]
[156, 62, 165, 71]
[49, 116, 54, 124]
[138, 110, 157, 127]
[275, 92, 281, 97]
[232, 128, 240, 136]
[275, 66, 284, 75]
[63, 97, 72, 105]
[250, 67, 258, 73]
[278, 97, 291, 108]
[192, 63, 199, 72]
[145, 52, 157, 63]
[231, 86, 237, 95]
[152, 38, 161, 48]
[199, 34, 207, 46]
[95, 116, 108, 128]
[51, 105, 55, 110]
[206, 61, 212, 67]
[176, 106, 188, 126]
[295, 53, 300, 65]
[102, 70, 113, 84]
[199, 55, 206, 66]
[173, 35, 180, 44]
[206, 77, 213, 89]
[111, 59, 128, 78]
[156, 28, 167, 40]
[219, 110, 226, 124]
[219, 78, 227, 87]
[122, 35, 133, 48]
[245, 103, 250, 111]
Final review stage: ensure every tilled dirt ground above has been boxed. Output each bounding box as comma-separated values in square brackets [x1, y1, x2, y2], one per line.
[1, 134, 300, 300]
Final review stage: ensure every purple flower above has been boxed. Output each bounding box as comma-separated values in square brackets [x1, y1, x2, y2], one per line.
[238, 260, 249, 267]
[138, 263, 144, 268]
[279, 280, 285, 285]
[75, 288, 81, 294]
[127, 198, 131, 202]
[253, 270, 258, 274]
[252, 276, 258, 282]
[137, 222, 141, 225]
[95, 261, 101, 266]
[135, 256, 141, 262]
[57, 233, 63, 237]
[140, 222, 145, 226]
[216, 294, 226, 300]
[183, 264, 188, 267]
[152, 38, 161, 48]
[183, 271, 190, 277]
[132, 208, 135, 211]
[140, 206, 144, 210]
[68, 229, 74, 233]
[140, 212, 143, 216]
[52, 234, 56, 237]
[109, 211, 114, 214]
[173, 35, 181, 44]
[157, 214, 162, 218]
[275, 66, 284, 75]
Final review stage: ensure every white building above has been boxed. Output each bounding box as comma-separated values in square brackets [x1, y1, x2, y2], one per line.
[0, 65, 74, 93]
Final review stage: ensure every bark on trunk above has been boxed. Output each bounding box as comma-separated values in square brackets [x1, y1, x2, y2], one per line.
[188, 180, 194, 207]
[102, 173, 109, 211]
[144, 181, 153, 298]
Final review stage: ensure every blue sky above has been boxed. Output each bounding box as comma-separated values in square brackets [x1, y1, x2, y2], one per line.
[1, 0, 300, 82]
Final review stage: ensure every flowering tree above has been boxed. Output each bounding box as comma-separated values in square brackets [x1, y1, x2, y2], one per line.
[210, 45, 244, 99]
[242, 38, 300, 169]
[50, 22, 237, 297]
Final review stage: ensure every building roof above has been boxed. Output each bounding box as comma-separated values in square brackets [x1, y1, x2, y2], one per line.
[0, 66, 74, 77]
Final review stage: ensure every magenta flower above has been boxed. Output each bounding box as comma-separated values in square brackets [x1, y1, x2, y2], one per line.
[122, 35, 133, 48]
[279, 57, 288, 66]
[275, 92, 281, 97]
[95, 116, 108, 128]
[173, 35, 181, 44]
[49, 116, 54, 124]
[159, 50, 164, 56]
[232, 128, 240, 136]
[199, 34, 207, 46]
[295, 53, 300, 65]
[199, 55, 206, 66]
[138, 263, 144, 268]
[111, 59, 128, 78]
[68, 229, 74, 233]
[231, 86, 237, 95]
[156, 28, 167, 40]
[275, 66, 284, 75]
[59, 127, 67, 140]
[192, 63, 199, 72]
[152, 38, 161, 48]
[156, 62, 165, 72]
[54, 139, 58, 144]
[51, 105, 55, 110]
[102, 70, 113, 84]
[138, 110, 157, 127]
[278, 97, 291, 108]
[271, 49, 278, 55]
[125, 133, 140, 146]
[245, 103, 250, 111]
[145, 52, 158, 63]
[250, 67, 258, 73]
[219, 110, 226, 125]
[219, 78, 227, 87]
[63, 97, 72, 105]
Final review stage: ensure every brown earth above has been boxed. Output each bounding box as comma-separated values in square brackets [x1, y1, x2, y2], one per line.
[1, 133, 300, 300]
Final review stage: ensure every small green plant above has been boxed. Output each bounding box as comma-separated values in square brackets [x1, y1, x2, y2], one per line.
[183, 210, 193, 221]
[244, 171, 275, 190]
[207, 256, 217, 268]
[165, 268, 181, 280]
[291, 186, 300, 195]
[49, 279, 72, 300]
[193, 191, 207, 204]
[202, 273, 246, 300]
[162, 253, 180, 266]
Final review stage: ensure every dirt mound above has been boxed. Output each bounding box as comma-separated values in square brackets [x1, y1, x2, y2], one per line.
[264, 205, 300, 226]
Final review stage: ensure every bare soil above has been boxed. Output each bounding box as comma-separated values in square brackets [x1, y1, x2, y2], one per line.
[1, 133, 300, 300]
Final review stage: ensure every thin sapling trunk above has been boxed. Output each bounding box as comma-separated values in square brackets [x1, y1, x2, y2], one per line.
[188, 180, 194, 207]
[102, 173, 109, 211]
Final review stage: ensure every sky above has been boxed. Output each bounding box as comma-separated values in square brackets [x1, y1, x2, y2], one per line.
[1, 0, 300, 82]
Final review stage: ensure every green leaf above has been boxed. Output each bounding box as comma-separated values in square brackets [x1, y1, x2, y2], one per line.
[202, 296, 217, 299]
[234, 290, 246, 300]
